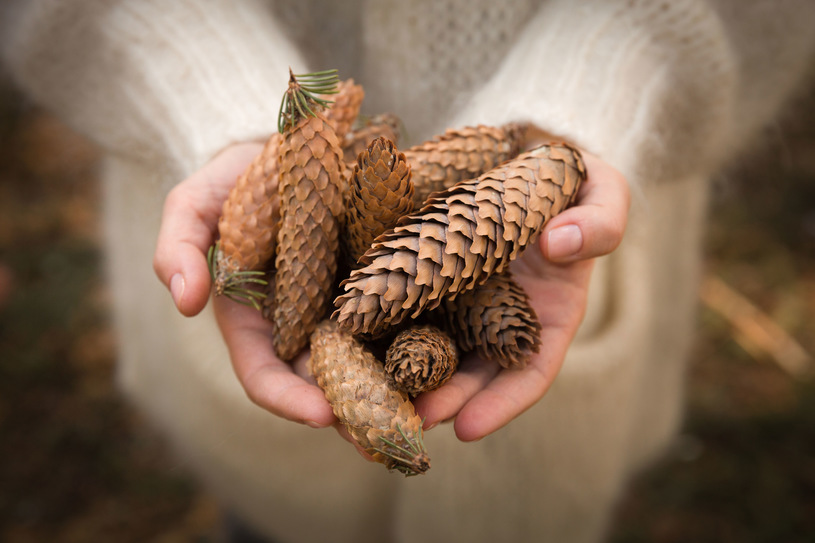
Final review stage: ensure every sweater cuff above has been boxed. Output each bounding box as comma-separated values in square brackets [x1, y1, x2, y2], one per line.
[447, 0, 737, 186]
[5, 0, 307, 178]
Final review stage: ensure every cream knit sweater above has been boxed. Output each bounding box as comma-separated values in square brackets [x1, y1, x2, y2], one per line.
[3, 1, 814, 542]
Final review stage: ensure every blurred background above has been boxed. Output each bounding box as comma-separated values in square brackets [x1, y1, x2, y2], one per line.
[0, 69, 813, 542]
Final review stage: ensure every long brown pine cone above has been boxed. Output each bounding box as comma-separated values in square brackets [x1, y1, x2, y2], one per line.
[403, 123, 525, 208]
[272, 72, 346, 361]
[341, 113, 402, 165]
[344, 137, 414, 266]
[210, 133, 282, 307]
[308, 320, 430, 476]
[439, 271, 541, 369]
[385, 325, 458, 395]
[323, 79, 365, 140]
[333, 142, 586, 338]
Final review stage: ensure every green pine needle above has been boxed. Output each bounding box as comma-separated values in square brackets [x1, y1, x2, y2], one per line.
[278, 68, 340, 133]
[207, 242, 268, 311]
[374, 423, 430, 477]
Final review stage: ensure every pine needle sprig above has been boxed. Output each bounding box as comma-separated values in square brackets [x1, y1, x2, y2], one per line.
[278, 69, 340, 133]
[374, 422, 430, 477]
[207, 242, 268, 310]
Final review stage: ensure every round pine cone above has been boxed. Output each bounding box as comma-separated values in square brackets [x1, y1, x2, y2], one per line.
[385, 325, 458, 395]
[441, 271, 541, 369]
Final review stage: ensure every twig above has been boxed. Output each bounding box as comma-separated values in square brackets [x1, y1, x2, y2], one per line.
[699, 273, 813, 379]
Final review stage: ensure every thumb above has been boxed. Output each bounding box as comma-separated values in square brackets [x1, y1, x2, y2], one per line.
[153, 142, 265, 316]
[153, 183, 218, 316]
[541, 152, 630, 263]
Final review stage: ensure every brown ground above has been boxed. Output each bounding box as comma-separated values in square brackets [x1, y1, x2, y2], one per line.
[0, 76, 813, 542]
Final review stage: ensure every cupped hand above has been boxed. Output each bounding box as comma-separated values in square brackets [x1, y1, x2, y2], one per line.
[152, 142, 336, 429]
[153, 141, 629, 450]
[413, 151, 630, 441]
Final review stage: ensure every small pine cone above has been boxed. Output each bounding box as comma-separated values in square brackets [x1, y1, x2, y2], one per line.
[334, 142, 586, 338]
[309, 320, 430, 476]
[214, 133, 282, 298]
[440, 271, 541, 369]
[342, 113, 402, 165]
[323, 79, 365, 140]
[344, 137, 414, 266]
[385, 325, 458, 395]
[273, 113, 345, 361]
[403, 123, 525, 208]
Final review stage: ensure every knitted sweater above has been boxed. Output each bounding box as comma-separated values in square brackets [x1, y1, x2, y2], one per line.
[3, 1, 814, 542]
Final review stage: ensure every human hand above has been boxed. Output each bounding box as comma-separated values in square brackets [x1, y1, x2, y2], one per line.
[413, 151, 630, 441]
[152, 143, 336, 428]
[153, 142, 628, 454]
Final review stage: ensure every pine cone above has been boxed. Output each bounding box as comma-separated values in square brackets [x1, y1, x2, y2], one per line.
[440, 271, 541, 369]
[209, 133, 282, 308]
[385, 325, 458, 395]
[273, 75, 346, 360]
[403, 123, 525, 208]
[309, 320, 430, 476]
[342, 113, 402, 164]
[333, 142, 586, 338]
[344, 137, 414, 266]
[323, 79, 364, 140]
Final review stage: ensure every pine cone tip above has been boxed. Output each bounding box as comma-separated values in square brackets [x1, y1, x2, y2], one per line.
[208, 242, 267, 310]
[279, 69, 340, 133]
[374, 422, 431, 476]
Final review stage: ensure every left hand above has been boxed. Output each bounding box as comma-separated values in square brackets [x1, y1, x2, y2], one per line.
[412, 151, 631, 441]
[152, 142, 336, 429]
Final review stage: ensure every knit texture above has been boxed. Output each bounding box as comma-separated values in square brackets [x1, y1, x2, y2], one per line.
[1, 0, 305, 179]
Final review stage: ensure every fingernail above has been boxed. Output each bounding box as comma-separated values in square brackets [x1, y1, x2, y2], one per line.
[305, 420, 323, 428]
[424, 421, 439, 431]
[170, 273, 185, 308]
[548, 224, 583, 259]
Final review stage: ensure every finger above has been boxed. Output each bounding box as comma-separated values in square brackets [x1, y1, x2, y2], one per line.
[412, 354, 501, 429]
[153, 182, 221, 316]
[415, 257, 594, 430]
[213, 296, 336, 427]
[542, 152, 630, 263]
[333, 422, 375, 462]
[453, 262, 593, 441]
[452, 321, 574, 442]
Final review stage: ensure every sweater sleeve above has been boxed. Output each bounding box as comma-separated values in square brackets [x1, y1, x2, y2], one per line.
[2, 0, 307, 178]
[445, 0, 815, 186]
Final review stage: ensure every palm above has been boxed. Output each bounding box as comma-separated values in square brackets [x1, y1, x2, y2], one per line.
[154, 142, 337, 427]
[412, 240, 594, 441]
